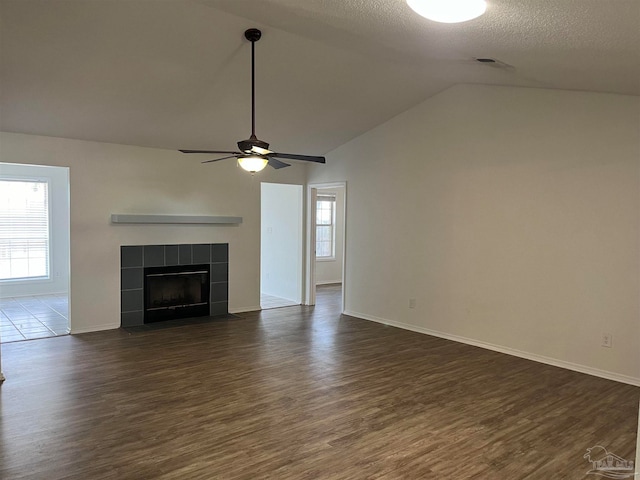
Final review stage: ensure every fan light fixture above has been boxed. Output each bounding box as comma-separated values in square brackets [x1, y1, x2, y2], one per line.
[406, 0, 486, 23]
[238, 155, 269, 173]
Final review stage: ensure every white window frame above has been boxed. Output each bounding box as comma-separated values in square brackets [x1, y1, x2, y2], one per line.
[315, 193, 336, 261]
[0, 176, 52, 283]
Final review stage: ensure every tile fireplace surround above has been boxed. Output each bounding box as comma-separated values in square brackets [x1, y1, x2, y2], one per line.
[120, 243, 228, 327]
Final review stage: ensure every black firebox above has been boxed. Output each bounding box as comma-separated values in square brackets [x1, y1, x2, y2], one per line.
[143, 264, 210, 323]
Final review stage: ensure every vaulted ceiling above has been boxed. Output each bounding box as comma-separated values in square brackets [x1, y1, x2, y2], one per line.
[1, 0, 638, 155]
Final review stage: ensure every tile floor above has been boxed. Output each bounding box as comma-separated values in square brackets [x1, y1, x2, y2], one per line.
[0, 294, 69, 343]
[260, 293, 299, 310]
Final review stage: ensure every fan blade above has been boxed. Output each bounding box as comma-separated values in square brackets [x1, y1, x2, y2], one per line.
[267, 157, 291, 169]
[201, 155, 238, 164]
[271, 152, 326, 163]
[180, 149, 241, 155]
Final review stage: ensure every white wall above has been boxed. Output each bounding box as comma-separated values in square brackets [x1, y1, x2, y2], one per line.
[315, 186, 345, 285]
[260, 182, 303, 302]
[0, 132, 307, 333]
[0, 162, 70, 297]
[308, 84, 640, 384]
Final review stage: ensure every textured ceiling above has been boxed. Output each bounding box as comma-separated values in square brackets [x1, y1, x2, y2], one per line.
[1, 0, 638, 155]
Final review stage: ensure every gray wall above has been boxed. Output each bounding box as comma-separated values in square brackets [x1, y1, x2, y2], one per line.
[307, 84, 640, 384]
[0, 132, 307, 333]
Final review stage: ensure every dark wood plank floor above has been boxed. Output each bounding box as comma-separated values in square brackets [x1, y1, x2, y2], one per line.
[1, 285, 638, 479]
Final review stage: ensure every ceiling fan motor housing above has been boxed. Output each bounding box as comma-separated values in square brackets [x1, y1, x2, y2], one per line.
[238, 136, 270, 153]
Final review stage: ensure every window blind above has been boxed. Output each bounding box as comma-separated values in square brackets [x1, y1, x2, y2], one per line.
[317, 194, 336, 202]
[0, 179, 50, 280]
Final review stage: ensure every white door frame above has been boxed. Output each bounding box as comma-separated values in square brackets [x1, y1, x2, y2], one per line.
[305, 181, 347, 310]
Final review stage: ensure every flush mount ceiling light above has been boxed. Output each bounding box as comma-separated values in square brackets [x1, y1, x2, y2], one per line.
[406, 0, 486, 23]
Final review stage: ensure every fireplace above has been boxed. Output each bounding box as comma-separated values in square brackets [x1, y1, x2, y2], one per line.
[144, 264, 210, 323]
[120, 243, 228, 327]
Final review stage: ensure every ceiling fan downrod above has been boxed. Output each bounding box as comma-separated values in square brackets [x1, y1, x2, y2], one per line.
[244, 28, 262, 141]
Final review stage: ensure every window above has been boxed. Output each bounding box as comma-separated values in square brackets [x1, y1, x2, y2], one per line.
[0, 179, 50, 281]
[316, 193, 336, 259]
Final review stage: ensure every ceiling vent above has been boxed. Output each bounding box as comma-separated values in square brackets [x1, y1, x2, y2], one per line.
[474, 58, 514, 70]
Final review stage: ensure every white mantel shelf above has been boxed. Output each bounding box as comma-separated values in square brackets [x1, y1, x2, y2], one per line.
[110, 214, 242, 225]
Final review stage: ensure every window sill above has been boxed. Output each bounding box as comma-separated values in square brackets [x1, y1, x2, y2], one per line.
[0, 276, 51, 284]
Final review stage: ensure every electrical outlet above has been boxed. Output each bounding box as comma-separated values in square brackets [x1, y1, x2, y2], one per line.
[409, 298, 416, 309]
[601, 333, 612, 348]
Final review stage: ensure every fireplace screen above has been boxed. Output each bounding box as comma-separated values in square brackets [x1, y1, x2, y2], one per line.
[144, 264, 210, 323]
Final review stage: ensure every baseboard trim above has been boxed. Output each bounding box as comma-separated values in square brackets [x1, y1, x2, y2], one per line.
[70, 323, 120, 334]
[344, 310, 640, 387]
[229, 305, 261, 314]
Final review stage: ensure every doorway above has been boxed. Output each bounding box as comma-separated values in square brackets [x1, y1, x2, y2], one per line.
[306, 182, 346, 310]
[0, 163, 70, 343]
[260, 183, 304, 310]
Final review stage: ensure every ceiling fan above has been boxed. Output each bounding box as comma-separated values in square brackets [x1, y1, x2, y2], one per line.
[180, 28, 326, 173]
